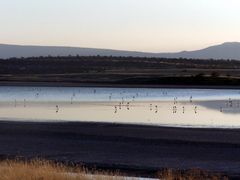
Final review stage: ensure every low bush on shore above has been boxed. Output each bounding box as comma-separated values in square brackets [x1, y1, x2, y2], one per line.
[157, 168, 228, 180]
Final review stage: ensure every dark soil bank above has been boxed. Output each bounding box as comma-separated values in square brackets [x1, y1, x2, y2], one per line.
[0, 121, 240, 178]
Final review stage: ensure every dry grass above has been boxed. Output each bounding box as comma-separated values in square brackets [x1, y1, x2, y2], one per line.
[0, 159, 229, 180]
[0, 159, 124, 180]
[157, 168, 229, 180]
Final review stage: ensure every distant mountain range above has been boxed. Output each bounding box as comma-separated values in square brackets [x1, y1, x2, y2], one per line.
[1, 42, 240, 60]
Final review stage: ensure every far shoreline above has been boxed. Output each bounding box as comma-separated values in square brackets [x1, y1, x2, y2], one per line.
[1, 81, 240, 89]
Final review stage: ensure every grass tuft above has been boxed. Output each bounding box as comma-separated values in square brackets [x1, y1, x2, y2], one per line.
[157, 168, 229, 180]
[0, 159, 112, 180]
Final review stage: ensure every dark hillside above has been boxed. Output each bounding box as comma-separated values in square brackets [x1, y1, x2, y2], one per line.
[1, 56, 240, 86]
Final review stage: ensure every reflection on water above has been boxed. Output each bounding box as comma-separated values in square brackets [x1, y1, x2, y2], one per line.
[1, 86, 240, 128]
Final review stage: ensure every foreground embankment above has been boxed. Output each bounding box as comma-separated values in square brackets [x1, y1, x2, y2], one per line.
[0, 121, 239, 178]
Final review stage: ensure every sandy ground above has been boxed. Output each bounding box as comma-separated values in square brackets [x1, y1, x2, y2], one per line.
[0, 121, 240, 178]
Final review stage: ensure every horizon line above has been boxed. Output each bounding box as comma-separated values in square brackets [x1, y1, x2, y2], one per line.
[1, 42, 238, 54]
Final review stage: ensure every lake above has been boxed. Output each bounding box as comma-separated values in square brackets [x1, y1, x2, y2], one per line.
[0, 86, 240, 128]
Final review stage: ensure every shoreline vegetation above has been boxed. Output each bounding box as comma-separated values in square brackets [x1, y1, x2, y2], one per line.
[1, 56, 240, 87]
[0, 159, 228, 180]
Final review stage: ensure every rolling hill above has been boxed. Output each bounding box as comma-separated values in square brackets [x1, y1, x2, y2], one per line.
[0, 42, 240, 60]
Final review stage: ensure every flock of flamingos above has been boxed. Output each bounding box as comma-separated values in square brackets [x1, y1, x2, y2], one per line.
[8, 88, 238, 116]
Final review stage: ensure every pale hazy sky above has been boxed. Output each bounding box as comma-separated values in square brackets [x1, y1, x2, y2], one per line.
[0, 0, 240, 52]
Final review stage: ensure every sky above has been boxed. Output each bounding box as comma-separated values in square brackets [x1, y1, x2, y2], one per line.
[0, 0, 240, 52]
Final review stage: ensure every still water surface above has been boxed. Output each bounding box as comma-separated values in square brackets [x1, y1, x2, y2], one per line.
[1, 86, 240, 128]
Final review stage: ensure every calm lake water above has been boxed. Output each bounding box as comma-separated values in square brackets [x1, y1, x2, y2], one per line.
[1, 86, 240, 128]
